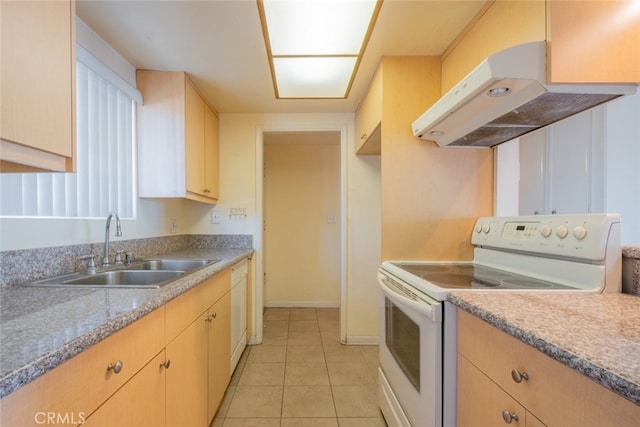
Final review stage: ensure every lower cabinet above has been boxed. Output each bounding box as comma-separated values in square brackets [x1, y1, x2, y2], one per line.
[83, 351, 167, 427]
[208, 292, 231, 421]
[458, 354, 545, 427]
[457, 309, 640, 427]
[166, 311, 209, 427]
[0, 261, 243, 427]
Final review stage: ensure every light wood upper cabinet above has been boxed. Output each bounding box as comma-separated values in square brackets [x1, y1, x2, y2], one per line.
[547, 0, 640, 83]
[0, 0, 76, 172]
[204, 106, 220, 200]
[441, 0, 546, 93]
[457, 309, 640, 427]
[137, 70, 219, 204]
[355, 66, 382, 155]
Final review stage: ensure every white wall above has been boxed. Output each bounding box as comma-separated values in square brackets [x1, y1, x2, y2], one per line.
[604, 93, 640, 245]
[0, 198, 194, 251]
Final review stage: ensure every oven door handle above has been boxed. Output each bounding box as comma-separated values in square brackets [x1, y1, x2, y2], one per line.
[379, 276, 442, 323]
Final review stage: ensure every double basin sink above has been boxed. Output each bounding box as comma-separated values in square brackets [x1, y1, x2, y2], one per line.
[24, 259, 219, 289]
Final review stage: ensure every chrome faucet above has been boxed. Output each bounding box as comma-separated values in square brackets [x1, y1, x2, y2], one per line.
[103, 212, 122, 266]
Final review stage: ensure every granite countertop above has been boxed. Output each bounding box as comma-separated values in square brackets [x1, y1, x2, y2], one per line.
[448, 292, 640, 405]
[0, 248, 253, 399]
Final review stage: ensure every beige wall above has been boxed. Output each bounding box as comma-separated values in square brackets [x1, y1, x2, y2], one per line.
[191, 112, 381, 343]
[441, 0, 546, 93]
[264, 138, 341, 306]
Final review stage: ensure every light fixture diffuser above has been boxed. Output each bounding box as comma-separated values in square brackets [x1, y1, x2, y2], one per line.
[258, 0, 382, 99]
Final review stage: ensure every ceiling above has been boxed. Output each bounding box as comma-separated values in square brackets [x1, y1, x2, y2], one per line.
[76, 0, 487, 114]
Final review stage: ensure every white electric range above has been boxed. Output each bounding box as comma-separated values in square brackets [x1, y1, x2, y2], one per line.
[377, 213, 622, 427]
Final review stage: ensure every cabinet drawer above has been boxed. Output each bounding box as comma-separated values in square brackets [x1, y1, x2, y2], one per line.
[0, 308, 164, 427]
[165, 268, 231, 342]
[457, 309, 640, 426]
[458, 354, 541, 427]
[231, 258, 248, 285]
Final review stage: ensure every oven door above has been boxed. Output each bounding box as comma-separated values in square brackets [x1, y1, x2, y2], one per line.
[378, 270, 443, 427]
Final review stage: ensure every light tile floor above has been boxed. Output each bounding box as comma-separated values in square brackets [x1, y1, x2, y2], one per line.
[213, 308, 387, 427]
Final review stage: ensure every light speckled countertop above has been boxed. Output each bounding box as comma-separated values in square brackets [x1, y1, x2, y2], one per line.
[0, 248, 252, 398]
[448, 292, 640, 405]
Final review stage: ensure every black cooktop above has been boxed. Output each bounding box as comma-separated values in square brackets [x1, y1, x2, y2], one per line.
[392, 263, 574, 290]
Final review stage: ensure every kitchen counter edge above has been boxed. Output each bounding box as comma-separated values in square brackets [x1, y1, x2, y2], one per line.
[0, 248, 253, 399]
[447, 292, 640, 406]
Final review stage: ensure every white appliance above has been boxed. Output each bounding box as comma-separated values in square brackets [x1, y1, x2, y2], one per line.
[378, 213, 622, 427]
[230, 258, 248, 372]
[412, 41, 637, 148]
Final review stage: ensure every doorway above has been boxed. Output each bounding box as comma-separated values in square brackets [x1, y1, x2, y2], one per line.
[254, 126, 347, 345]
[263, 131, 341, 307]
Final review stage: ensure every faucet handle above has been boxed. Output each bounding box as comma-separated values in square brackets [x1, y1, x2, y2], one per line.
[125, 252, 135, 265]
[80, 254, 97, 274]
[114, 250, 125, 265]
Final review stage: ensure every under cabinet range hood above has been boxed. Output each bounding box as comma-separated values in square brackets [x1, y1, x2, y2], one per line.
[412, 41, 637, 148]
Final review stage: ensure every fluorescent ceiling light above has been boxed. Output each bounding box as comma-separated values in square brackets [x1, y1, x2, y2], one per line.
[258, 0, 382, 99]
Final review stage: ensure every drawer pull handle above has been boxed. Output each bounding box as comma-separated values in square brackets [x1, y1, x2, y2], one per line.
[107, 360, 123, 374]
[501, 410, 519, 424]
[511, 369, 529, 383]
[160, 359, 171, 369]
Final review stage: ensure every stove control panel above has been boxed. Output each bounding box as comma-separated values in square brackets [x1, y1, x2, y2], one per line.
[472, 214, 621, 260]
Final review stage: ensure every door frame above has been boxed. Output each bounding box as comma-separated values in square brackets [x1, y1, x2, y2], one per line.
[253, 123, 348, 344]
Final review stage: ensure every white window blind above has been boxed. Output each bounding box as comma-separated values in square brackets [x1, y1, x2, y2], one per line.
[0, 60, 136, 218]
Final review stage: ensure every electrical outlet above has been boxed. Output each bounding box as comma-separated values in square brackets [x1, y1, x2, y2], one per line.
[170, 218, 178, 233]
[211, 210, 221, 224]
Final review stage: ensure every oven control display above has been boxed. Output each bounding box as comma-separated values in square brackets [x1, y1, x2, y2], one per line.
[502, 222, 539, 240]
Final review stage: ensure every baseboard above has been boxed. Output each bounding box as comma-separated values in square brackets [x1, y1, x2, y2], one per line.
[265, 301, 340, 308]
[344, 335, 379, 345]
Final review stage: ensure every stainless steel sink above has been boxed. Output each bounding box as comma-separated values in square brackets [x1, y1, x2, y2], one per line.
[126, 259, 215, 271]
[62, 270, 184, 288]
[22, 258, 220, 288]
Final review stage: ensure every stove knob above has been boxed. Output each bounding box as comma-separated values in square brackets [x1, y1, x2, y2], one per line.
[540, 224, 552, 238]
[573, 225, 588, 240]
[475, 223, 483, 234]
[481, 224, 491, 234]
[556, 225, 569, 239]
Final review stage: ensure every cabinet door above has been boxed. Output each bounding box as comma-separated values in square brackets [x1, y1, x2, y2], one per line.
[354, 65, 382, 154]
[548, 112, 595, 214]
[548, 0, 640, 83]
[207, 292, 231, 422]
[518, 129, 546, 215]
[185, 78, 206, 196]
[204, 106, 219, 200]
[457, 354, 533, 427]
[0, 0, 75, 172]
[166, 312, 208, 427]
[83, 351, 166, 427]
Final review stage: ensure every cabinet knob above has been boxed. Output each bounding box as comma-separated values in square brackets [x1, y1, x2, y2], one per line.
[360, 133, 367, 140]
[107, 360, 123, 374]
[501, 410, 519, 424]
[203, 188, 211, 194]
[511, 369, 529, 383]
[160, 359, 171, 369]
[205, 312, 217, 322]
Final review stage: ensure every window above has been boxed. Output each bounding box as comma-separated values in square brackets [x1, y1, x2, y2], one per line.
[0, 59, 137, 218]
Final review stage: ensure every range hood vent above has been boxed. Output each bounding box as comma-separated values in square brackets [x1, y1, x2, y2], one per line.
[412, 41, 637, 148]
